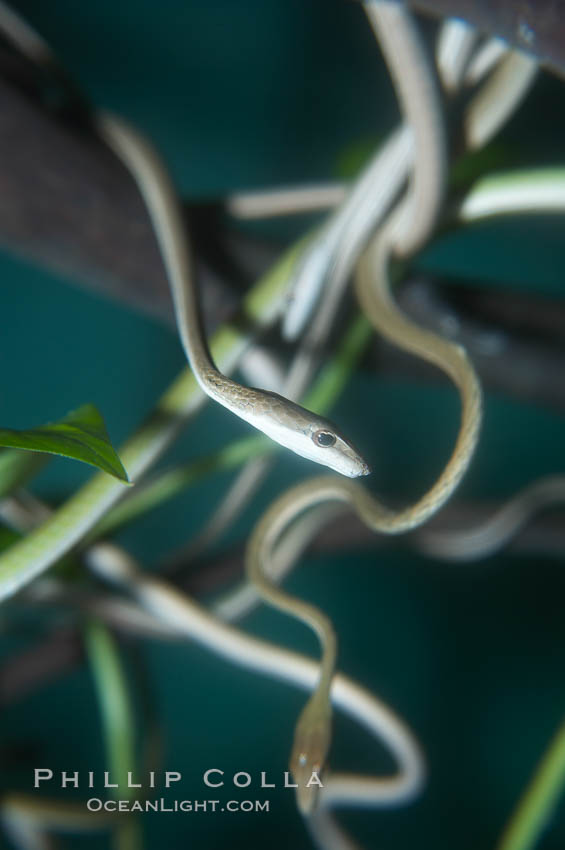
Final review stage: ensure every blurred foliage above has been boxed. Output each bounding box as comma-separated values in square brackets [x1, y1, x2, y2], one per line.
[0, 405, 128, 483]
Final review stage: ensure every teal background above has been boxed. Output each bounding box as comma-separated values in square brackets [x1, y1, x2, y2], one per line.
[1, 2, 565, 849]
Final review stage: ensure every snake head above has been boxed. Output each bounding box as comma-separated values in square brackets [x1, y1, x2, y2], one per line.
[255, 392, 371, 478]
[290, 697, 331, 815]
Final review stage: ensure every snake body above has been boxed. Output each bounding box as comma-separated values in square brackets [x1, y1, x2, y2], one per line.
[247, 231, 482, 813]
[244, 4, 482, 814]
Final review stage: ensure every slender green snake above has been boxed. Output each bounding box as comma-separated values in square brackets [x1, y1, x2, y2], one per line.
[97, 114, 370, 481]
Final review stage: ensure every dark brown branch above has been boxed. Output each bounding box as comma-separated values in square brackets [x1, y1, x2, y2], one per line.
[0, 75, 244, 328]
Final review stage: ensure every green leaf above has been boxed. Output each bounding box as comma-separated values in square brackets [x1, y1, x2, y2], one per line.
[0, 405, 129, 482]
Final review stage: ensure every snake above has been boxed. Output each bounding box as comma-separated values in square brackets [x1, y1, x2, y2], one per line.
[96, 113, 370, 480]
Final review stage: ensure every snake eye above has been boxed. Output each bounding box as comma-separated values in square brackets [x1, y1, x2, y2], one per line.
[312, 429, 336, 448]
